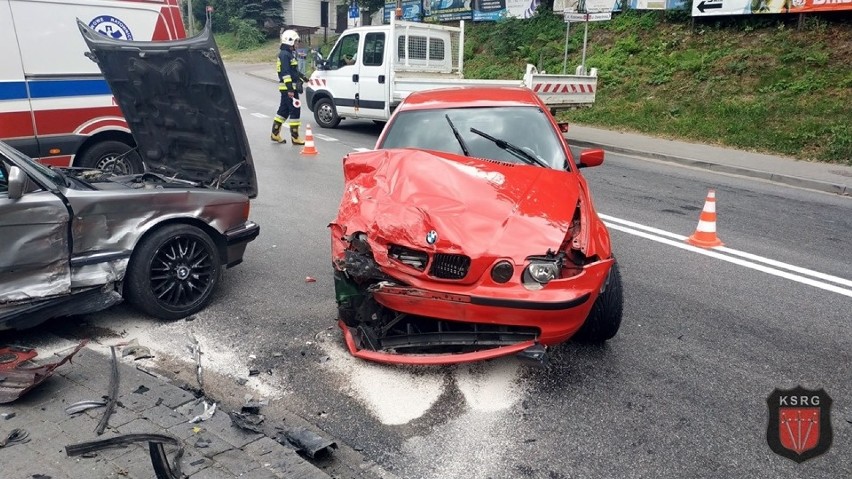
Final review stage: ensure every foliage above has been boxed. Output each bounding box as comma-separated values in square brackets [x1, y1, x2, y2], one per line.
[228, 18, 266, 50]
[464, 10, 852, 164]
[192, 0, 284, 38]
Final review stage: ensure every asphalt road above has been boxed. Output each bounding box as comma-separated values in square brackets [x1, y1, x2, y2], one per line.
[7, 64, 851, 479]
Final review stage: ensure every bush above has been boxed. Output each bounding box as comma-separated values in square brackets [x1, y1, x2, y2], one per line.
[229, 18, 265, 50]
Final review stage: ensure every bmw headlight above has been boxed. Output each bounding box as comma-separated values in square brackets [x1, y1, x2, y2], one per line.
[527, 262, 559, 284]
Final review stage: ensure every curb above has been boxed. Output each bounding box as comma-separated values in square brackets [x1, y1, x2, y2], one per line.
[568, 139, 849, 196]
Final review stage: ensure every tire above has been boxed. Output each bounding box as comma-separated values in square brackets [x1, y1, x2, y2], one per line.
[573, 261, 623, 343]
[77, 140, 144, 175]
[125, 224, 221, 320]
[313, 97, 341, 129]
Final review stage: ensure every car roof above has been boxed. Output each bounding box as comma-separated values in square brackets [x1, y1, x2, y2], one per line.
[398, 86, 543, 111]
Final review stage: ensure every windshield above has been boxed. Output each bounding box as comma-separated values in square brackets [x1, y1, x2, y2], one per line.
[379, 106, 568, 170]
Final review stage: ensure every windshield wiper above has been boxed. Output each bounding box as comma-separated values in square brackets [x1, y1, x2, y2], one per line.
[469, 127, 549, 168]
[445, 114, 470, 157]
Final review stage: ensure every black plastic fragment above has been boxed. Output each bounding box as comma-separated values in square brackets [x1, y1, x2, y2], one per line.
[66, 433, 183, 479]
[275, 427, 337, 459]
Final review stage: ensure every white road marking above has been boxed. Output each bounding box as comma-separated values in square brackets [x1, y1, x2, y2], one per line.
[352, 147, 372, 152]
[600, 214, 852, 288]
[238, 105, 247, 110]
[250, 112, 269, 118]
[313, 133, 339, 142]
[600, 215, 852, 298]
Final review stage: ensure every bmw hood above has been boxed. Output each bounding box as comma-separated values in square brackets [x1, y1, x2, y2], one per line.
[332, 148, 580, 267]
[77, 20, 257, 198]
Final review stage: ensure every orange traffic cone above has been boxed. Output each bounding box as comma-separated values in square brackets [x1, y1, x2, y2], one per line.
[301, 124, 318, 156]
[686, 189, 724, 248]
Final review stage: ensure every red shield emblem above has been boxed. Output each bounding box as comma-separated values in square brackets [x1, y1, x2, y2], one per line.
[767, 386, 832, 463]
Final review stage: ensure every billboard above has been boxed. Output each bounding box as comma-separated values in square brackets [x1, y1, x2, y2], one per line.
[471, 0, 541, 20]
[384, 0, 424, 22]
[692, 0, 850, 15]
[424, 0, 473, 21]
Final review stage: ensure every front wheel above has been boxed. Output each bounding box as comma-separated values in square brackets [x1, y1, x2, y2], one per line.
[77, 140, 144, 175]
[573, 261, 623, 343]
[314, 97, 341, 129]
[125, 224, 222, 320]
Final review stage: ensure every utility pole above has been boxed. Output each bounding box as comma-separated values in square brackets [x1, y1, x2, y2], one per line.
[187, 0, 194, 35]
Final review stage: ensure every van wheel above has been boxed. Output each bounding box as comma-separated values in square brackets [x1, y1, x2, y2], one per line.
[78, 140, 144, 175]
[125, 224, 221, 320]
[314, 98, 340, 129]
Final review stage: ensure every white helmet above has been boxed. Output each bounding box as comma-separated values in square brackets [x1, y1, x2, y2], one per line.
[280, 29, 299, 46]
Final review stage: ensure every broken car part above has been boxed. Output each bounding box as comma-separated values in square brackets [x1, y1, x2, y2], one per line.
[276, 427, 338, 459]
[229, 411, 265, 433]
[0, 340, 88, 404]
[95, 346, 119, 435]
[0, 428, 30, 448]
[190, 335, 203, 392]
[121, 339, 154, 361]
[65, 400, 108, 415]
[66, 433, 184, 479]
[189, 401, 216, 423]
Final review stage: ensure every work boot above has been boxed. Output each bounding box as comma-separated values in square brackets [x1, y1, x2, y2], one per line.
[271, 120, 286, 143]
[290, 125, 305, 145]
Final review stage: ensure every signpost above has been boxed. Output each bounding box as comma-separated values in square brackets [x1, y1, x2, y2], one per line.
[561, 8, 611, 74]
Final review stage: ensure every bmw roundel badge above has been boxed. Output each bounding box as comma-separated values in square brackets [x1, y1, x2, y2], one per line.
[426, 230, 438, 245]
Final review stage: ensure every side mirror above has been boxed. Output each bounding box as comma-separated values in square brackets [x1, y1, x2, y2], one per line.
[7, 166, 26, 199]
[577, 149, 604, 169]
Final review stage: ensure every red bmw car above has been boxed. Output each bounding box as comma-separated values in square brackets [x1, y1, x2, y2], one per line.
[329, 86, 623, 365]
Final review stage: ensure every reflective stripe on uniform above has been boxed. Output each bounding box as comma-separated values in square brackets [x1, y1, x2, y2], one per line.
[288, 120, 301, 127]
[274, 115, 285, 123]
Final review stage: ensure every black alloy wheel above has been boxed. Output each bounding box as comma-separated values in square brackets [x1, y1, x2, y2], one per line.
[126, 224, 221, 320]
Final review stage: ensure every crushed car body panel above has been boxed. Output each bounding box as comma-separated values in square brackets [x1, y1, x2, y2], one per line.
[0, 340, 88, 404]
[77, 20, 257, 198]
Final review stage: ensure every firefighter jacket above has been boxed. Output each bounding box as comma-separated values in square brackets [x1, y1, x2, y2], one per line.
[277, 46, 308, 93]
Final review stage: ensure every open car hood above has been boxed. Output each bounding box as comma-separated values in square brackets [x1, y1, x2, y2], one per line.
[77, 20, 257, 198]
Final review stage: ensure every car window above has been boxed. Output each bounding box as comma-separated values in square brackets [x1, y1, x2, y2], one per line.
[363, 32, 385, 66]
[327, 33, 359, 69]
[379, 106, 568, 170]
[0, 161, 7, 195]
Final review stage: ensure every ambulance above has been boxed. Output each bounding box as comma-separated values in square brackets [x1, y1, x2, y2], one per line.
[0, 0, 186, 173]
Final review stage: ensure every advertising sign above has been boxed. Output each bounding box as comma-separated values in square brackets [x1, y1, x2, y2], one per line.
[424, 0, 472, 21]
[384, 0, 424, 22]
[691, 0, 751, 16]
[787, 0, 852, 12]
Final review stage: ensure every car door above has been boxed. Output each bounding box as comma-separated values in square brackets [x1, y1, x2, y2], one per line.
[0, 150, 72, 304]
[323, 32, 360, 119]
[356, 31, 389, 119]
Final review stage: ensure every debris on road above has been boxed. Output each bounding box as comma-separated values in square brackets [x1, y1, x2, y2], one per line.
[0, 428, 29, 447]
[229, 410, 265, 433]
[189, 335, 203, 393]
[121, 339, 154, 361]
[0, 340, 88, 404]
[133, 385, 150, 395]
[1, 412, 15, 420]
[66, 433, 184, 479]
[95, 346, 119, 436]
[249, 369, 260, 376]
[305, 276, 317, 283]
[275, 426, 338, 459]
[189, 401, 216, 423]
[65, 400, 107, 415]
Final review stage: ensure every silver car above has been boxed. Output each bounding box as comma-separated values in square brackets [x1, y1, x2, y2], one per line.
[0, 21, 259, 330]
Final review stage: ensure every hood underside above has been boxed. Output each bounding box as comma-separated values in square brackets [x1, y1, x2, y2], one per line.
[77, 20, 257, 198]
[334, 148, 580, 262]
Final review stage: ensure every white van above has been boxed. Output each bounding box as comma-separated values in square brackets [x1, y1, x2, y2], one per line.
[305, 17, 598, 129]
[0, 0, 186, 173]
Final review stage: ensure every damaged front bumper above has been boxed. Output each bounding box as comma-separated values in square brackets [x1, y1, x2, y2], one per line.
[224, 221, 259, 268]
[334, 259, 612, 365]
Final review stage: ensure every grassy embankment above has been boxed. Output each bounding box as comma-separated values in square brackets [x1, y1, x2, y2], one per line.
[218, 12, 852, 164]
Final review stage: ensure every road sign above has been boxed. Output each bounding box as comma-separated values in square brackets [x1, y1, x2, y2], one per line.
[563, 11, 612, 22]
[349, 6, 360, 18]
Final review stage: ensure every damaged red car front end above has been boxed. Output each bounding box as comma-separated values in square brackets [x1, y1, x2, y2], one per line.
[329, 87, 623, 365]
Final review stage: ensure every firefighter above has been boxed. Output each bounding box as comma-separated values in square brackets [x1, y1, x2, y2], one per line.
[271, 29, 309, 145]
